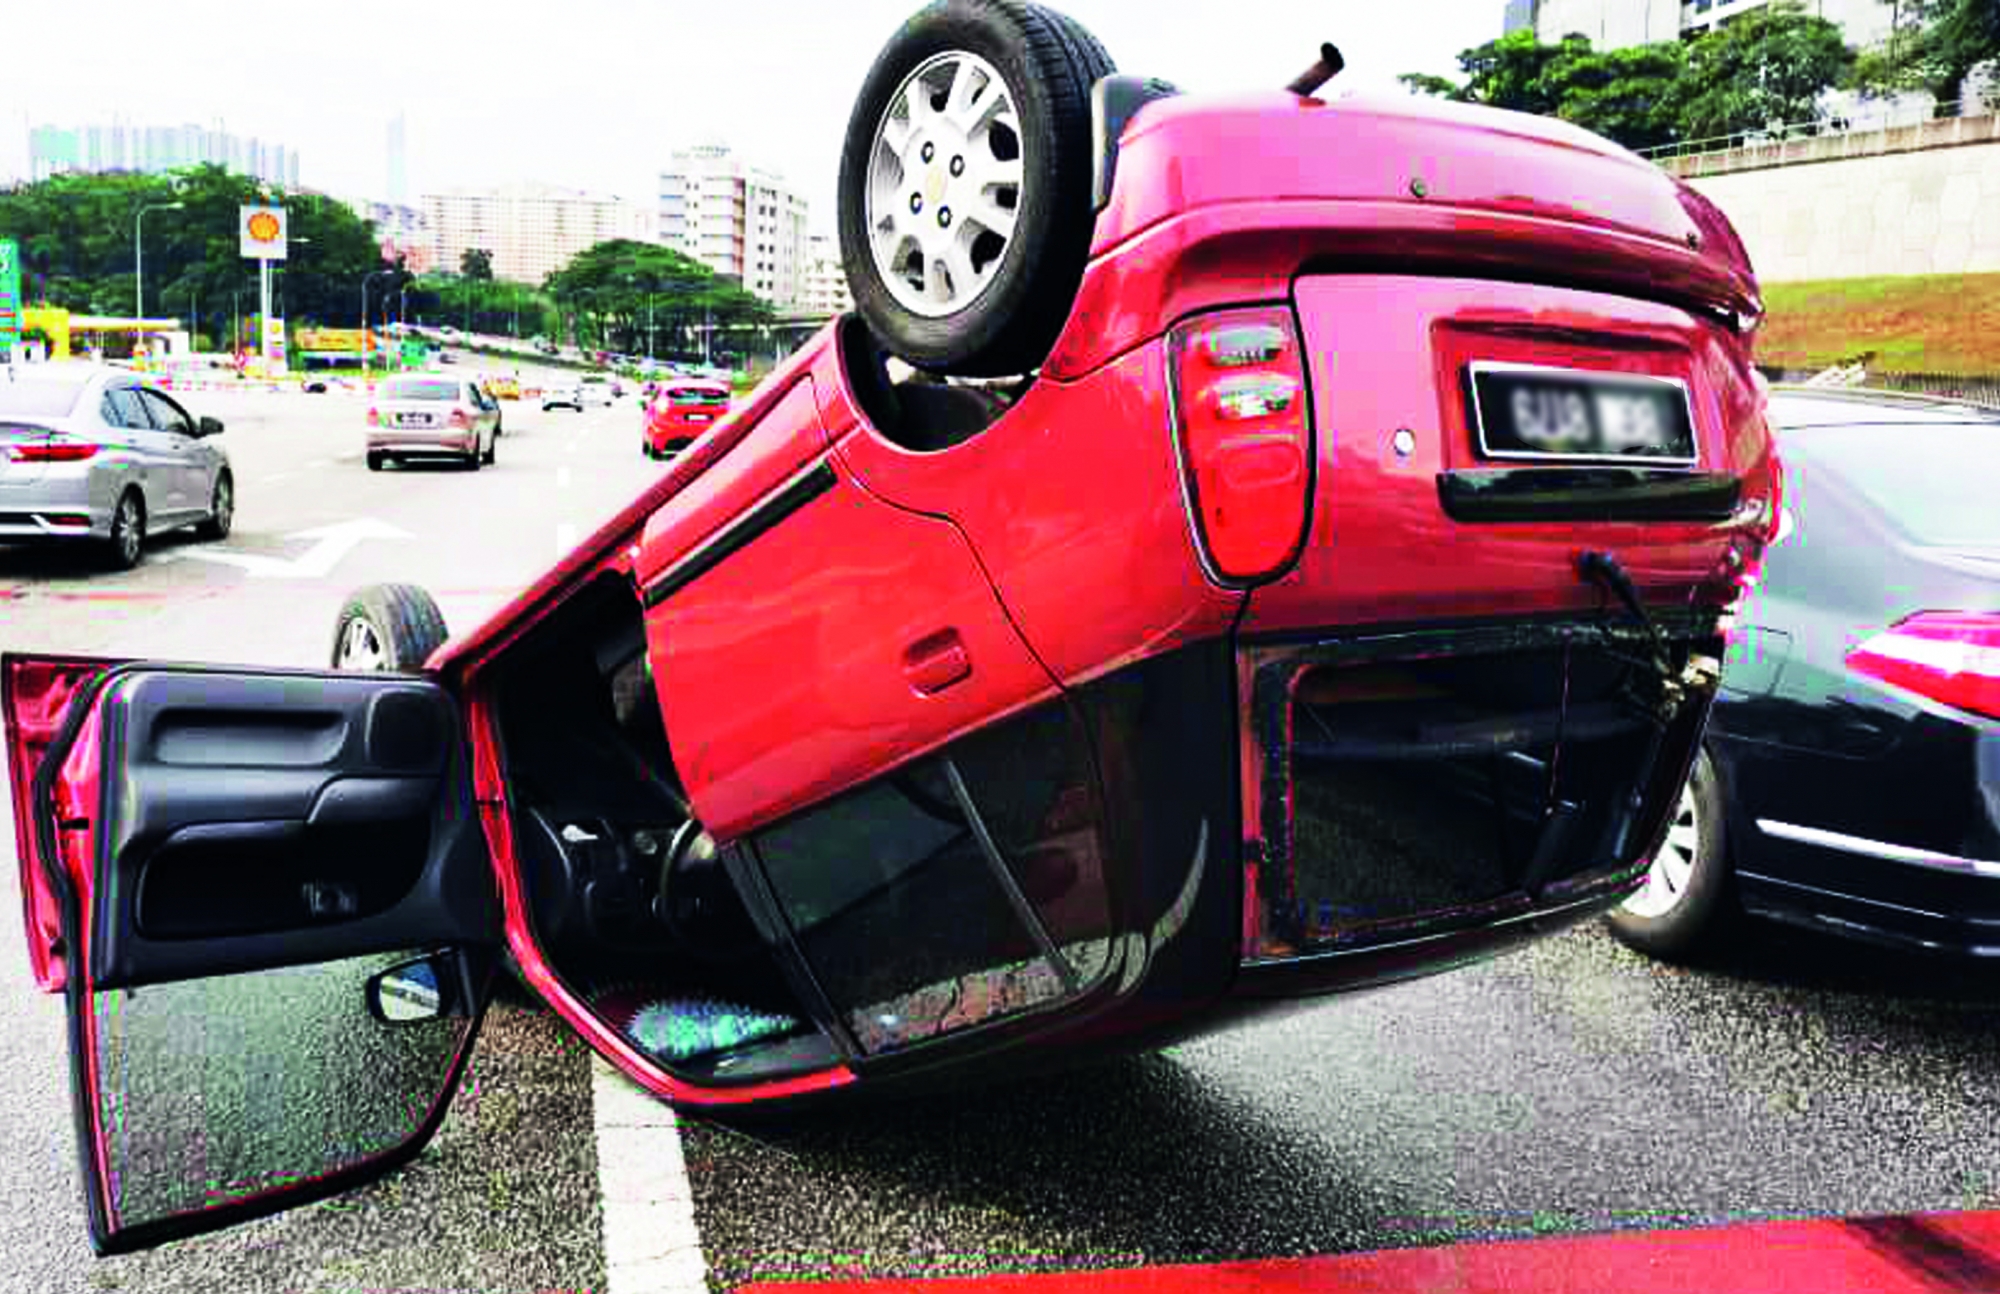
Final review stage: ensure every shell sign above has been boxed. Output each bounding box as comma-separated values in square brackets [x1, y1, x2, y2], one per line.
[238, 205, 288, 261]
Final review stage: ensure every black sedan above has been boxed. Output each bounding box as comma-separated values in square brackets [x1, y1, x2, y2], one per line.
[1611, 387, 2000, 959]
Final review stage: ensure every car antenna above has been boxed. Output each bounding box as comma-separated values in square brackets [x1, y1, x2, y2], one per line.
[1286, 43, 1345, 97]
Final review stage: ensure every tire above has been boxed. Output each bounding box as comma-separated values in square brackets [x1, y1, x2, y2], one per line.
[366, 451, 386, 472]
[481, 430, 497, 465]
[330, 583, 450, 673]
[193, 471, 233, 540]
[836, 0, 1114, 376]
[1606, 747, 1734, 961]
[104, 489, 145, 571]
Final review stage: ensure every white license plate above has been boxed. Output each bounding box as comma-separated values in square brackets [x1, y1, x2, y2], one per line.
[1469, 363, 1697, 465]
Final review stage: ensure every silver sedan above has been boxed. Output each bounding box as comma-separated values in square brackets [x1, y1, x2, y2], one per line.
[0, 362, 233, 570]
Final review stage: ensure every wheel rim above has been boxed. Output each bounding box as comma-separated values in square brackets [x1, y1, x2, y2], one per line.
[337, 618, 389, 672]
[115, 497, 141, 564]
[865, 49, 1024, 319]
[212, 477, 233, 532]
[1623, 780, 1701, 919]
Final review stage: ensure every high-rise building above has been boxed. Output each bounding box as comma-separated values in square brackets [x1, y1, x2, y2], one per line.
[27, 118, 300, 187]
[1513, 0, 1898, 50]
[423, 183, 643, 284]
[657, 145, 811, 308]
[802, 234, 853, 318]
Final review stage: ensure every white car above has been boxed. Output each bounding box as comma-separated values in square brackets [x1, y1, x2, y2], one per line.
[578, 375, 618, 407]
[541, 386, 583, 412]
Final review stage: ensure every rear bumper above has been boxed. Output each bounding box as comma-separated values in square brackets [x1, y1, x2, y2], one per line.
[0, 476, 110, 540]
[367, 430, 478, 454]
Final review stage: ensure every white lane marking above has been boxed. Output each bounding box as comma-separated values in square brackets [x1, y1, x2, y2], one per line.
[262, 473, 298, 485]
[556, 522, 578, 556]
[591, 1057, 708, 1293]
[557, 466, 573, 488]
[162, 518, 412, 579]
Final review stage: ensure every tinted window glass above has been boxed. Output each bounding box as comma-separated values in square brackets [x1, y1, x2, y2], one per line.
[135, 389, 192, 435]
[102, 387, 152, 429]
[382, 379, 461, 402]
[1784, 422, 2000, 546]
[668, 388, 727, 406]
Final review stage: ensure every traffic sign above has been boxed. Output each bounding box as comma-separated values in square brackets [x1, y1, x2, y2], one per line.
[0, 238, 20, 351]
[239, 206, 288, 261]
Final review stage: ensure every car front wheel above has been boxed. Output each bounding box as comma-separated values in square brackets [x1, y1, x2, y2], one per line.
[193, 472, 233, 540]
[1606, 747, 1733, 961]
[104, 489, 145, 570]
[331, 583, 450, 673]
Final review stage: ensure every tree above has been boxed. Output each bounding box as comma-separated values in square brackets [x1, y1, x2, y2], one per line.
[1851, 0, 2000, 105]
[1670, 2, 1855, 141]
[544, 240, 773, 358]
[1397, 72, 1461, 99]
[1450, 30, 1593, 116]
[460, 246, 494, 280]
[1543, 42, 1689, 152]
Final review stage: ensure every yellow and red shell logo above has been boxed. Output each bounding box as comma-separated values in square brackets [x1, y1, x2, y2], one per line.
[246, 211, 282, 244]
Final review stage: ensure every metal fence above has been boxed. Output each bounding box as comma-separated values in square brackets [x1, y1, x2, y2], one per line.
[1760, 365, 2000, 409]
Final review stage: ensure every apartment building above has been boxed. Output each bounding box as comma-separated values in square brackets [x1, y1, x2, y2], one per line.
[801, 233, 854, 318]
[27, 119, 299, 187]
[422, 183, 640, 284]
[346, 198, 434, 274]
[1507, 0, 1899, 48]
[658, 145, 812, 308]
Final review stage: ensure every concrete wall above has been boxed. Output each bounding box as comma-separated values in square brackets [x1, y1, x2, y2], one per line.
[1681, 132, 2000, 282]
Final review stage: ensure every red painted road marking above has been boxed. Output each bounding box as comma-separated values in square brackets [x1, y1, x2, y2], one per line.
[736, 1210, 2000, 1294]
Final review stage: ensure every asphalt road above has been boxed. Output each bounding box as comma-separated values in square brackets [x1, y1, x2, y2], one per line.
[3, 367, 1999, 1293]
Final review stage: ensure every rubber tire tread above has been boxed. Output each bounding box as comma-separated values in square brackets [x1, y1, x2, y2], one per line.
[330, 583, 450, 673]
[104, 489, 144, 571]
[1605, 747, 1736, 963]
[193, 472, 232, 540]
[838, 0, 1114, 377]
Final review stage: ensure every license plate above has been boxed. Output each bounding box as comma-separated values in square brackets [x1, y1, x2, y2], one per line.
[687, 413, 712, 423]
[1469, 364, 1697, 465]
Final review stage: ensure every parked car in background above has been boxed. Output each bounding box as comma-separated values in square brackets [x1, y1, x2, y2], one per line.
[579, 374, 618, 407]
[1611, 388, 2000, 960]
[485, 375, 522, 401]
[542, 385, 583, 412]
[365, 374, 501, 471]
[0, 361, 233, 569]
[642, 379, 731, 459]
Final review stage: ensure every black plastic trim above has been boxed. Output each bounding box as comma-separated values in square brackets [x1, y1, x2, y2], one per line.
[1437, 468, 1743, 523]
[1091, 74, 1182, 212]
[640, 460, 837, 609]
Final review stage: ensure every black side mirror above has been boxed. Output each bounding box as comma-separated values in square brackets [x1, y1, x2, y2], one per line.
[197, 415, 225, 437]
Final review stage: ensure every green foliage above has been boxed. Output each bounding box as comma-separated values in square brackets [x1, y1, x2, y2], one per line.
[402, 273, 554, 339]
[459, 246, 494, 280]
[1850, 0, 2000, 103]
[1400, 2, 1858, 151]
[1671, 2, 1855, 139]
[544, 239, 774, 357]
[0, 164, 390, 338]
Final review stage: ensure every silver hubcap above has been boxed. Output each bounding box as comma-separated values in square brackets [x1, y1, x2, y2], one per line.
[337, 618, 389, 672]
[213, 479, 232, 530]
[866, 50, 1024, 317]
[116, 499, 141, 562]
[1624, 780, 1701, 919]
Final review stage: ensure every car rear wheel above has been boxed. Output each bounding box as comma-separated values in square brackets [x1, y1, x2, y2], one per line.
[366, 452, 386, 471]
[104, 489, 145, 571]
[193, 472, 233, 540]
[481, 431, 497, 465]
[331, 583, 449, 673]
[837, 0, 1114, 376]
[1606, 747, 1733, 961]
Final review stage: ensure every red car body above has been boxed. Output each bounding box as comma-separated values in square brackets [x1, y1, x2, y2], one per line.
[5, 87, 1777, 1254]
[642, 379, 733, 457]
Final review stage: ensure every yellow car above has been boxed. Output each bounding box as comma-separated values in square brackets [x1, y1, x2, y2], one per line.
[485, 375, 522, 400]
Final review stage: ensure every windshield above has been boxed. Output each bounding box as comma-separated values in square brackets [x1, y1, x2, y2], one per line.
[0, 372, 90, 419]
[668, 387, 728, 406]
[381, 379, 463, 402]
[1782, 419, 2000, 547]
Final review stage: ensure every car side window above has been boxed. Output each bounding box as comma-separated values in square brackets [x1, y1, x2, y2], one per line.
[101, 386, 152, 430]
[135, 389, 193, 436]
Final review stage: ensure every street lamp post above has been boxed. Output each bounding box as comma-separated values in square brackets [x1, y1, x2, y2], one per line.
[134, 200, 186, 321]
[362, 270, 393, 384]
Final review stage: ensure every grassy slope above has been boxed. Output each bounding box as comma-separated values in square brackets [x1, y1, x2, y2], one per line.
[1756, 273, 2000, 376]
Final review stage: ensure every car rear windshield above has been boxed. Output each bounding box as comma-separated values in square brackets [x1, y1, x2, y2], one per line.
[668, 387, 727, 405]
[1786, 420, 2000, 547]
[382, 379, 463, 402]
[0, 374, 89, 419]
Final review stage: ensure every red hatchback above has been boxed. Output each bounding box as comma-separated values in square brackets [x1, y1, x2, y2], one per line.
[4, 0, 1778, 1258]
[643, 379, 732, 459]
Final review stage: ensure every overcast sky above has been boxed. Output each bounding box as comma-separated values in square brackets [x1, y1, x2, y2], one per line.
[5, 0, 1500, 229]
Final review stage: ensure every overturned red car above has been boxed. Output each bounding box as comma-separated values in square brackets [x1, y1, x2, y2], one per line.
[3, 0, 1777, 1257]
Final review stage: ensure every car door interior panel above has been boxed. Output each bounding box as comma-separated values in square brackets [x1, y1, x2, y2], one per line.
[79, 666, 500, 991]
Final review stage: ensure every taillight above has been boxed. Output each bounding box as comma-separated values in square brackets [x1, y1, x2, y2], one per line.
[7, 439, 98, 463]
[449, 409, 472, 429]
[1846, 613, 2000, 721]
[1168, 306, 1313, 583]
[366, 407, 380, 427]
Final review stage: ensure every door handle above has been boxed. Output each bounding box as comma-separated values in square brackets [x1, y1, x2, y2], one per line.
[904, 629, 972, 696]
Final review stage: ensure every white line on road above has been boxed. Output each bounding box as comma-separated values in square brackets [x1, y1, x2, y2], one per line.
[556, 522, 578, 556]
[591, 1057, 708, 1293]
[557, 467, 572, 488]
[261, 473, 298, 485]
